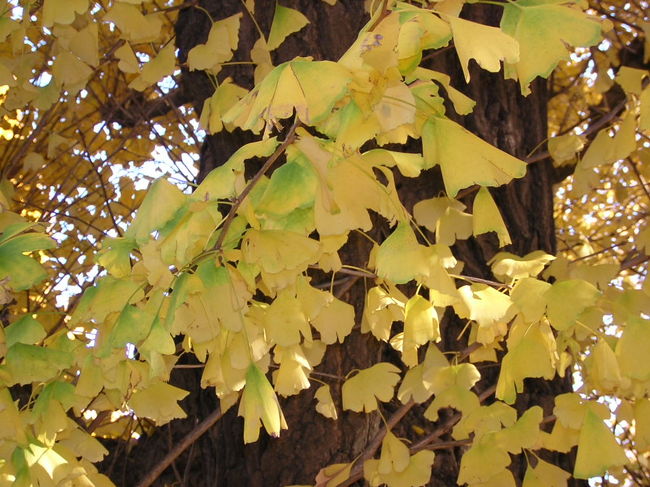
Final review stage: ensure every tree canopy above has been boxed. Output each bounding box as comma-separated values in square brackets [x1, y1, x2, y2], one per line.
[0, 0, 648, 486]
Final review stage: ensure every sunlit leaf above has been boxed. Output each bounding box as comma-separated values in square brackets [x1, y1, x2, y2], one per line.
[342, 362, 400, 412]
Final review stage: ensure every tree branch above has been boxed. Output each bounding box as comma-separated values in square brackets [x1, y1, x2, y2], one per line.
[211, 118, 300, 255]
[338, 400, 416, 487]
[135, 407, 225, 487]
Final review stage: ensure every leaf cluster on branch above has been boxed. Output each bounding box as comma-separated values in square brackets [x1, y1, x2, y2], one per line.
[0, 0, 648, 486]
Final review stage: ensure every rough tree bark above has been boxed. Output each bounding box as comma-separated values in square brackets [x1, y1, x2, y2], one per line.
[99, 2, 577, 486]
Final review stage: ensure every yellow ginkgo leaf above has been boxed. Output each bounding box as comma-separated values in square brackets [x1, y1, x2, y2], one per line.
[242, 229, 320, 274]
[402, 294, 440, 367]
[422, 116, 527, 197]
[447, 16, 519, 82]
[580, 112, 636, 170]
[378, 431, 410, 474]
[544, 279, 600, 331]
[226, 60, 351, 130]
[187, 14, 241, 73]
[457, 434, 511, 485]
[454, 284, 515, 344]
[311, 295, 355, 345]
[42, 0, 88, 27]
[496, 319, 557, 404]
[424, 363, 481, 421]
[376, 223, 429, 284]
[574, 409, 628, 479]
[263, 288, 311, 347]
[501, 0, 601, 94]
[129, 43, 176, 91]
[200, 78, 250, 134]
[52, 50, 93, 87]
[522, 458, 571, 487]
[114, 43, 139, 74]
[410, 67, 474, 115]
[548, 133, 585, 165]
[342, 362, 401, 412]
[315, 384, 337, 420]
[103, 4, 163, 43]
[413, 196, 473, 246]
[128, 381, 189, 425]
[498, 406, 543, 453]
[239, 363, 287, 443]
[267, 4, 309, 51]
[361, 286, 406, 341]
[615, 317, 650, 381]
[364, 450, 435, 487]
[125, 178, 187, 244]
[273, 345, 312, 397]
[510, 278, 551, 323]
[585, 339, 622, 392]
[472, 187, 511, 247]
[397, 344, 448, 404]
[490, 250, 555, 283]
[315, 463, 352, 487]
[634, 399, 650, 451]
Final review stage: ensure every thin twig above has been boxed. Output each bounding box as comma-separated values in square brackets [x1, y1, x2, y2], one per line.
[135, 407, 225, 487]
[338, 400, 416, 486]
[212, 119, 300, 254]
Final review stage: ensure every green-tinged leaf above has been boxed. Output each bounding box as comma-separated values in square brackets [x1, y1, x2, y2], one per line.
[523, 458, 571, 487]
[4, 343, 73, 384]
[574, 409, 628, 479]
[376, 222, 428, 284]
[458, 434, 511, 485]
[0, 231, 55, 290]
[96, 237, 136, 278]
[267, 4, 309, 51]
[422, 117, 527, 197]
[501, 0, 602, 94]
[4, 314, 46, 347]
[616, 317, 650, 380]
[194, 137, 279, 201]
[544, 279, 600, 331]
[226, 60, 351, 129]
[126, 178, 187, 244]
[239, 363, 287, 443]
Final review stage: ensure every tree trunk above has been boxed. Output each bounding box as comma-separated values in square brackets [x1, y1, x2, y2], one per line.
[100, 2, 575, 486]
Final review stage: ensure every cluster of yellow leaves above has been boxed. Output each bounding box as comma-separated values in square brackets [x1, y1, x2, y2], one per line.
[0, 0, 647, 486]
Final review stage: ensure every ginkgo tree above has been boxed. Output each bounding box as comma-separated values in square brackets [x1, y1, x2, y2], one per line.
[0, 0, 648, 486]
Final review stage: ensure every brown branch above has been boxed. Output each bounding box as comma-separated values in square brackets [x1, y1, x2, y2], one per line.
[135, 407, 225, 487]
[338, 400, 416, 487]
[212, 118, 301, 255]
